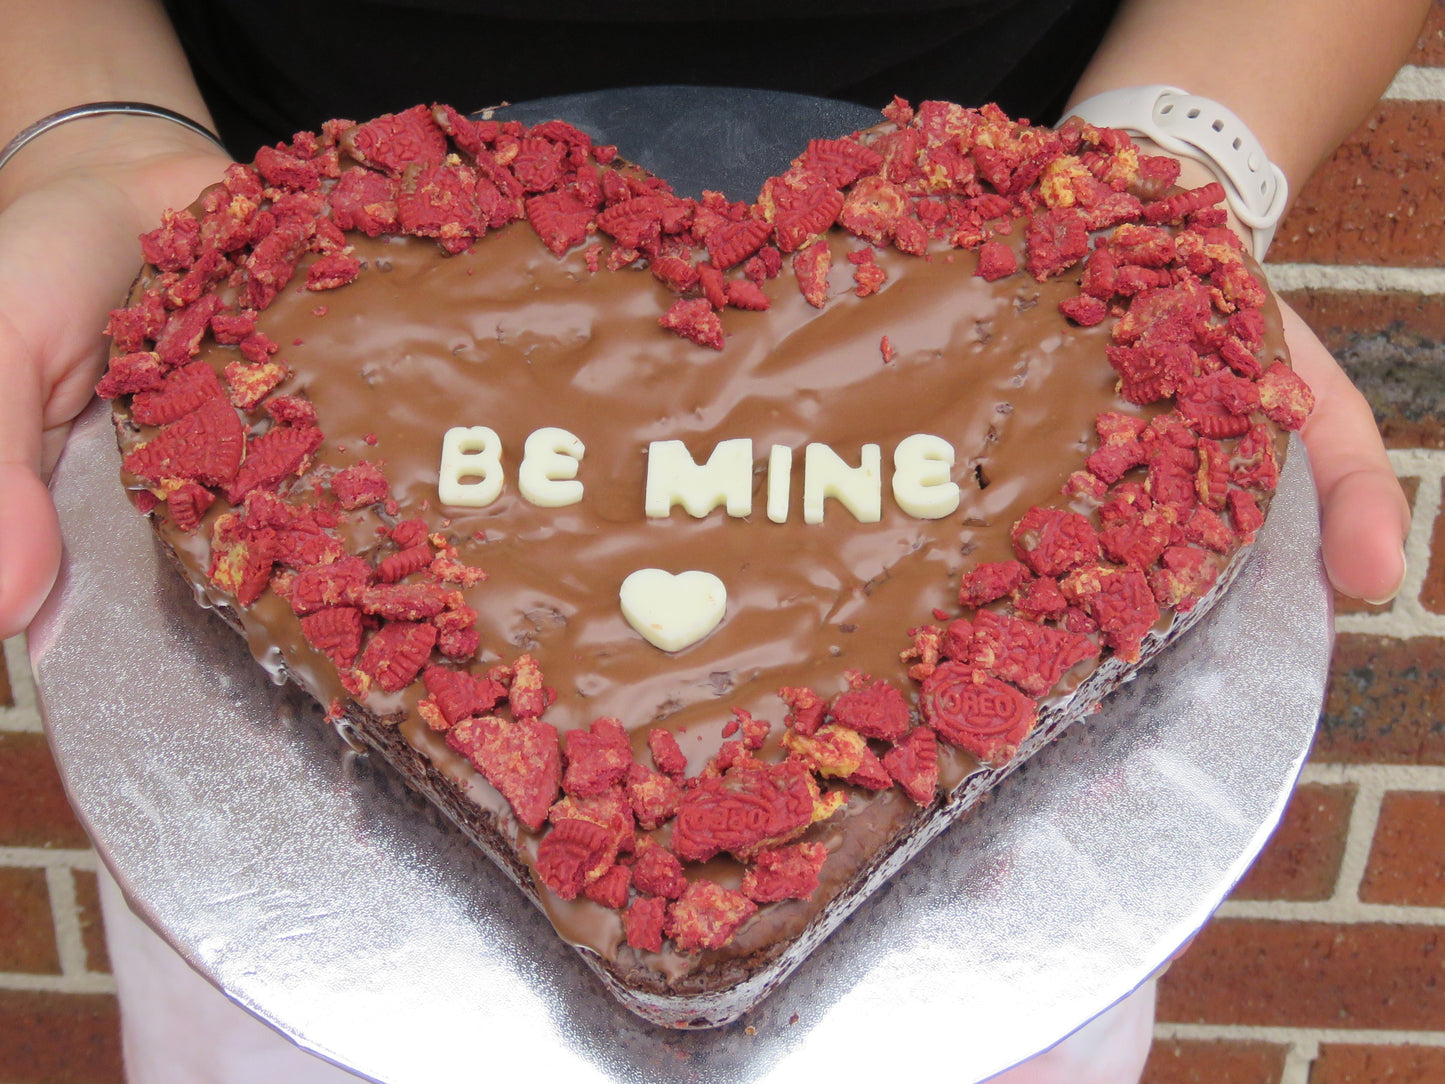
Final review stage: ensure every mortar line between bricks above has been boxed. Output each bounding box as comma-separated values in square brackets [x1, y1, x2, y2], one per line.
[0, 633, 40, 733]
[1300, 763, 1445, 789]
[1335, 448, 1445, 639]
[0, 970, 117, 995]
[1265, 264, 1445, 294]
[1329, 769, 1385, 912]
[1156, 1022, 1445, 1047]
[1280, 1044, 1316, 1084]
[0, 847, 99, 870]
[1384, 63, 1445, 100]
[44, 865, 90, 979]
[1215, 899, 1445, 923]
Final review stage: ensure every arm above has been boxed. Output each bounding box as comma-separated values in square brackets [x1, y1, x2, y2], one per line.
[0, 0, 232, 638]
[1066, 0, 1430, 603]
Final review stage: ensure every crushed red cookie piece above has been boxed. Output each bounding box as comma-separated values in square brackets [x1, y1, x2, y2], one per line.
[829, 678, 909, 742]
[358, 582, 451, 621]
[583, 863, 632, 910]
[285, 556, 371, 615]
[706, 217, 773, 271]
[762, 173, 845, 253]
[507, 653, 555, 719]
[1011, 506, 1101, 576]
[726, 279, 771, 311]
[306, 251, 362, 291]
[647, 727, 688, 777]
[792, 241, 832, 308]
[1227, 487, 1265, 543]
[976, 239, 1017, 281]
[624, 896, 668, 953]
[782, 722, 868, 779]
[390, 518, 429, 549]
[659, 298, 725, 349]
[666, 881, 758, 954]
[206, 513, 276, 607]
[630, 835, 688, 900]
[343, 105, 448, 178]
[358, 620, 437, 692]
[165, 481, 215, 532]
[1059, 294, 1108, 327]
[1025, 207, 1089, 279]
[446, 714, 561, 832]
[375, 543, 432, 584]
[536, 817, 618, 901]
[969, 610, 1098, 698]
[901, 624, 942, 681]
[1149, 546, 1220, 612]
[671, 759, 820, 863]
[265, 395, 317, 428]
[97, 351, 167, 399]
[958, 559, 1030, 608]
[778, 685, 828, 737]
[920, 663, 1037, 766]
[548, 787, 635, 856]
[742, 843, 829, 904]
[224, 424, 324, 503]
[1257, 362, 1315, 430]
[1060, 564, 1159, 661]
[123, 397, 245, 489]
[1231, 424, 1281, 492]
[224, 360, 289, 411]
[1099, 505, 1174, 570]
[420, 665, 482, 729]
[848, 248, 886, 297]
[882, 725, 940, 805]
[625, 763, 683, 831]
[130, 361, 225, 425]
[299, 606, 364, 670]
[563, 717, 633, 798]
[1012, 575, 1069, 622]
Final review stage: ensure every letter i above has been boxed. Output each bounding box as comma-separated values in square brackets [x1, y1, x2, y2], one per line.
[767, 446, 792, 523]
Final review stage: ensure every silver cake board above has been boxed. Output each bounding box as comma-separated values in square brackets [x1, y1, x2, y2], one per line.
[31, 88, 1332, 1083]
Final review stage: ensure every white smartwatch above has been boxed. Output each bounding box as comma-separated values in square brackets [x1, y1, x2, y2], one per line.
[1068, 85, 1288, 261]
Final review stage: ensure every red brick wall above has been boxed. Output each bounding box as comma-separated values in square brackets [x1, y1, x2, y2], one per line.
[2, 22, 1442, 1078]
[0, 637, 122, 1084]
[1146, 7, 1445, 1081]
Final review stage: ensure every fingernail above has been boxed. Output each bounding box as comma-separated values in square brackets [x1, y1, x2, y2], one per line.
[1362, 548, 1408, 606]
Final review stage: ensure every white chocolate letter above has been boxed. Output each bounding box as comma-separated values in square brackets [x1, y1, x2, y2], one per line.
[803, 443, 881, 524]
[518, 427, 585, 507]
[645, 439, 754, 518]
[766, 445, 793, 523]
[438, 425, 504, 507]
[892, 434, 960, 519]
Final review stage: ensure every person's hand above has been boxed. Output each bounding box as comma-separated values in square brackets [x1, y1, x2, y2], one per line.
[1282, 301, 1410, 603]
[0, 126, 231, 639]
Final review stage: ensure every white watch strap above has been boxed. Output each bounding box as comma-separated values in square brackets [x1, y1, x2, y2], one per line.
[1068, 85, 1288, 261]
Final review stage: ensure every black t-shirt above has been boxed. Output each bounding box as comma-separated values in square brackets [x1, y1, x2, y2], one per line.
[164, 0, 1122, 159]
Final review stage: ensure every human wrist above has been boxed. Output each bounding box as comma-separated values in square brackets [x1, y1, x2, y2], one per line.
[1067, 86, 1287, 261]
[0, 110, 229, 214]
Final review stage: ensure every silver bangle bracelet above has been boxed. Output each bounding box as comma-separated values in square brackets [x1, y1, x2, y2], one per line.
[0, 101, 225, 174]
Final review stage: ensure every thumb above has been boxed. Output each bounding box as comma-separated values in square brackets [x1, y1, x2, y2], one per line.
[1282, 303, 1410, 604]
[0, 312, 62, 639]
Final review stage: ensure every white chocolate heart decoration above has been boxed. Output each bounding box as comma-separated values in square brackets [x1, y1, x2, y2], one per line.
[619, 569, 727, 652]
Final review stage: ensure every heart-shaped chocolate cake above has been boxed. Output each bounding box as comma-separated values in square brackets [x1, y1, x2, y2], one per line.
[99, 98, 1312, 1027]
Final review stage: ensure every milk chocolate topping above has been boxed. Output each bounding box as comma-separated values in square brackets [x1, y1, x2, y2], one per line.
[109, 105, 1299, 1012]
[127, 220, 1125, 960]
